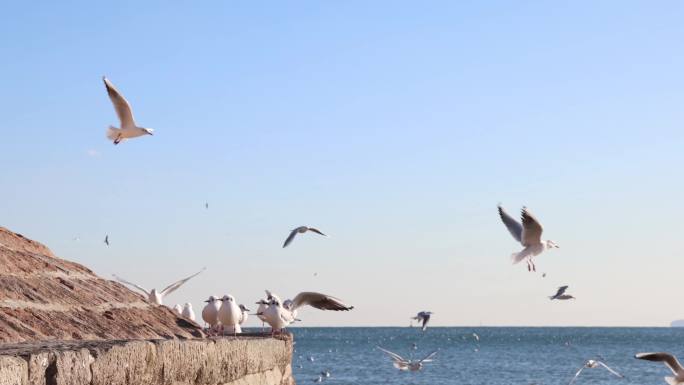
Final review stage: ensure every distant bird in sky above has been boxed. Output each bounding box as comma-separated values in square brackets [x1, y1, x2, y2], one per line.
[182, 303, 195, 321]
[102, 77, 154, 145]
[282, 226, 327, 248]
[568, 359, 624, 384]
[172, 304, 182, 315]
[262, 291, 353, 332]
[218, 294, 242, 334]
[104, 235, 109, 246]
[498, 205, 559, 272]
[411, 311, 433, 331]
[376, 346, 438, 371]
[72, 236, 80, 242]
[549, 285, 576, 300]
[202, 295, 221, 329]
[205, 202, 208, 209]
[113, 267, 205, 305]
[635, 352, 684, 384]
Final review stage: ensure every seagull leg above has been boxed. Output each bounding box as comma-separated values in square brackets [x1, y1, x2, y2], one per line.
[114, 135, 122, 145]
[532, 260, 536, 272]
[527, 260, 531, 271]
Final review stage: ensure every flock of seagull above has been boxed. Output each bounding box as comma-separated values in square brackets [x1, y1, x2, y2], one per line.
[101, 77, 682, 384]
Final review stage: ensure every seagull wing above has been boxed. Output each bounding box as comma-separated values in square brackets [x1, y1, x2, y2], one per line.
[555, 286, 569, 297]
[498, 205, 523, 244]
[418, 350, 438, 363]
[636, 352, 684, 376]
[291, 292, 353, 311]
[421, 314, 430, 331]
[376, 346, 407, 363]
[597, 361, 624, 378]
[568, 365, 585, 385]
[160, 267, 206, 297]
[283, 229, 298, 248]
[112, 274, 149, 296]
[307, 227, 327, 237]
[103, 77, 135, 128]
[521, 207, 544, 246]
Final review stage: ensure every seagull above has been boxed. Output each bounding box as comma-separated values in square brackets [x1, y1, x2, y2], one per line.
[104, 235, 109, 246]
[282, 226, 327, 248]
[262, 291, 353, 333]
[239, 304, 250, 326]
[102, 77, 154, 145]
[172, 304, 182, 315]
[205, 202, 209, 210]
[498, 205, 559, 272]
[568, 359, 624, 384]
[255, 298, 270, 329]
[201, 295, 221, 329]
[376, 346, 438, 371]
[550, 286, 576, 300]
[218, 294, 242, 334]
[181, 303, 195, 321]
[635, 352, 684, 384]
[411, 311, 433, 332]
[112, 267, 205, 305]
[472, 332, 480, 341]
[321, 370, 331, 378]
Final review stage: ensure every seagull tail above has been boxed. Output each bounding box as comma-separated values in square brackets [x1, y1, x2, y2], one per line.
[106, 126, 120, 141]
[665, 377, 678, 385]
[510, 249, 531, 264]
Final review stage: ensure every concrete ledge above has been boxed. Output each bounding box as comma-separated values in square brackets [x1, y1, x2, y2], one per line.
[0, 334, 294, 385]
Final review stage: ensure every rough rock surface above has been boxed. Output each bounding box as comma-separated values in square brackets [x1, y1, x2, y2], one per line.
[0, 227, 203, 342]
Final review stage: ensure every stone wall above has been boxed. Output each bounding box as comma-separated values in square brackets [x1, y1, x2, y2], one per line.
[0, 334, 295, 385]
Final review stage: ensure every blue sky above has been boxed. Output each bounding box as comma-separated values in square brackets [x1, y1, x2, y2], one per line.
[1, 1, 684, 326]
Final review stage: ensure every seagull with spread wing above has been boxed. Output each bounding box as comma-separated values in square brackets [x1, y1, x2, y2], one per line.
[568, 358, 624, 384]
[636, 352, 684, 384]
[498, 205, 559, 272]
[411, 311, 433, 332]
[112, 267, 205, 305]
[282, 226, 327, 248]
[261, 290, 353, 332]
[376, 346, 438, 371]
[549, 285, 575, 300]
[102, 77, 154, 145]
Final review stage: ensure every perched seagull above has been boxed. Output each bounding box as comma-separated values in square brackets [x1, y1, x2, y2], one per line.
[239, 304, 250, 326]
[568, 359, 624, 384]
[172, 304, 182, 315]
[376, 346, 438, 372]
[262, 291, 353, 332]
[112, 267, 205, 305]
[550, 286, 576, 300]
[104, 235, 109, 246]
[255, 298, 270, 329]
[282, 226, 327, 248]
[635, 352, 684, 384]
[411, 311, 433, 332]
[218, 294, 242, 334]
[181, 303, 196, 321]
[201, 295, 221, 329]
[102, 77, 154, 145]
[498, 205, 559, 272]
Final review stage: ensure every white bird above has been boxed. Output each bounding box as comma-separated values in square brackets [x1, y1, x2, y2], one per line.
[411, 311, 433, 332]
[498, 205, 559, 272]
[262, 291, 353, 333]
[472, 332, 480, 341]
[568, 359, 624, 384]
[636, 352, 684, 384]
[218, 294, 242, 334]
[255, 298, 270, 328]
[102, 77, 154, 145]
[239, 304, 250, 326]
[282, 226, 327, 248]
[181, 303, 195, 321]
[376, 346, 438, 371]
[201, 295, 221, 329]
[550, 285, 576, 300]
[172, 304, 182, 315]
[112, 267, 205, 305]
[321, 370, 331, 378]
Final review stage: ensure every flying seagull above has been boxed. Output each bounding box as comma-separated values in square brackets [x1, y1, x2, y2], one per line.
[261, 290, 353, 332]
[376, 346, 438, 371]
[104, 235, 109, 246]
[411, 311, 433, 332]
[549, 285, 576, 300]
[498, 205, 559, 272]
[102, 77, 154, 145]
[282, 226, 327, 248]
[635, 352, 684, 384]
[568, 359, 624, 384]
[113, 267, 205, 305]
